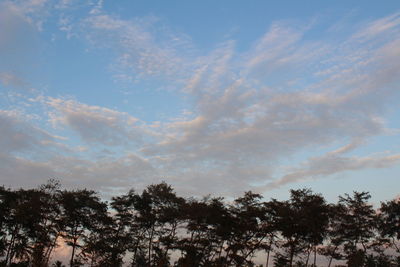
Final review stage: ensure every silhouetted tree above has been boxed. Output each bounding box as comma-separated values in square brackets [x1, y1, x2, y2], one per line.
[0, 186, 12, 262]
[3, 189, 38, 265]
[176, 197, 214, 266]
[259, 199, 279, 267]
[379, 198, 400, 253]
[226, 191, 265, 266]
[336, 192, 377, 267]
[131, 183, 185, 266]
[177, 196, 235, 266]
[98, 190, 138, 266]
[0, 186, 18, 266]
[30, 180, 64, 267]
[1, 181, 400, 267]
[297, 190, 329, 266]
[59, 189, 107, 267]
[0, 181, 65, 266]
[269, 189, 328, 267]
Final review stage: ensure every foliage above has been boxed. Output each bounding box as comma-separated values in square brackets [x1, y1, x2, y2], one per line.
[0, 181, 398, 267]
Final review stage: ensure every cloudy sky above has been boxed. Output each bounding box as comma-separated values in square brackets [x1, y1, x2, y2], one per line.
[1, 0, 399, 202]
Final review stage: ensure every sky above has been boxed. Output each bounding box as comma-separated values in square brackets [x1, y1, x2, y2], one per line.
[0, 0, 399, 203]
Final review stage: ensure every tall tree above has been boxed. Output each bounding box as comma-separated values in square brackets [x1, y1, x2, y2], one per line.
[102, 190, 138, 266]
[131, 183, 185, 266]
[270, 189, 329, 267]
[3, 189, 39, 265]
[176, 197, 215, 266]
[259, 200, 278, 267]
[319, 203, 347, 267]
[379, 197, 400, 263]
[226, 191, 265, 266]
[83, 190, 139, 267]
[0, 186, 12, 262]
[1, 187, 20, 265]
[336, 191, 377, 267]
[296, 190, 329, 267]
[31, 180, 64, 267]
[176, 196, 235, 266]
[59, 189, 108, 267]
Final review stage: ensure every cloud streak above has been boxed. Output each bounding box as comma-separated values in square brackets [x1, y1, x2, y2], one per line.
[46, 97, 149, 146]
[0, 6, 399, 197]
[83, 12, 195, 83]
[264, 147, 400, 190]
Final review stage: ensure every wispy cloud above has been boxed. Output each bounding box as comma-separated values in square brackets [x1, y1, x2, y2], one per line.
[353, 12, 400, 40]
[140, 13, 400, 193]
[265, 150, 400, 190]
[0, 72, 28, 90]
[0, 152, 155, 196]
[0, 109, 66, 155]
[46, 97, 148, 146]
[0, 0, 52, 31]
[83, 13, 195, 83]
[0, 6, 399, 197]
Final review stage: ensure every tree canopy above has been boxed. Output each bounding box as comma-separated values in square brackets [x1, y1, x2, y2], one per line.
[0, 181, 398, 267]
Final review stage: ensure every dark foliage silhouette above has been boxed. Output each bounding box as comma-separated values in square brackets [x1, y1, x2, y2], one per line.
[0, 180, 399, 267]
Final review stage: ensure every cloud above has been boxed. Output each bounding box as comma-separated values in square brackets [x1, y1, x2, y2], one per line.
[0, 0, 52, 39]
[0, 2, 37, 57]
[0, 109, 60, 154]
[141, 13, 400, 194]
[353, 12, 400, 40]
[0, 9, 399, 197]
[0, 0, 49, 94]
[0, 152, 155, 196]
[0, 104, 157, 195]
[83, 13, 195, 83]
[244, 22, 315, 77]
[46, 97, 147, 146]
[265, 150, 400, 190]
[0, 72, 25, 87]
[0, 72, 31, 91]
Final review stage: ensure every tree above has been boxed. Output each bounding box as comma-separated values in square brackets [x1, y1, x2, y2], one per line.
[59, 189, 108, 267]
[336, 192, 377, 267]
[1, 180, 399, 267]
[176, 197, 215, 266]
[82, 190, 139, 266]
[259, 200, 279, 267]
[295, 190, 329, 267]
[379, 198, 400, 253]
[269, 189, 329, 267]
[0, 186, 12, 262]
[226, 191, 265, 266]
[176, 196, 235, 267]
[130, 183, 185, 266]
[30, 180, 64, 267]
[0, 180, 64, 267]
[2, 189, 37, 265]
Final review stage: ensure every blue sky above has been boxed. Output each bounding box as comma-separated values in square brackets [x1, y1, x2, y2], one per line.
[0, 0, 399, 203]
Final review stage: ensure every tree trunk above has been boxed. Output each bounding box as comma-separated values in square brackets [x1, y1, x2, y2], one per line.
[70, 237, 77, 267]
[289, 245, 294, 267]
[305, 245, 311, 266]
[392, 237, 400, 253]
[44, 233, 60, 266]
[266, 249, 270, 267]
[148, 224, 155, 265]
[313, 246, 317, 267]
[328, 256, 333, 267]
[327, 245, 337, 267]
[5, 226, 19, 265]
[5, 234, 15, 265]
[164, 222, 177, 260]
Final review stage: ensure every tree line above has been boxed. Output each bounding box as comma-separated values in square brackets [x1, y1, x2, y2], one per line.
[0, 180, 399, 267]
